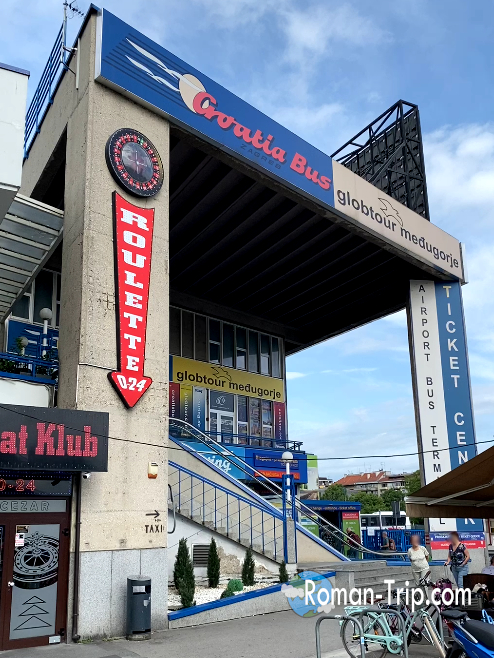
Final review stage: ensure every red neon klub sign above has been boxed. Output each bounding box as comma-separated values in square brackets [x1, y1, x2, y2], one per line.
[108, 192, 154, 407]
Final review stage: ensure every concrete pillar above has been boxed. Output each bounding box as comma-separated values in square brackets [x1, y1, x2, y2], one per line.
[58, 17, 169, 639]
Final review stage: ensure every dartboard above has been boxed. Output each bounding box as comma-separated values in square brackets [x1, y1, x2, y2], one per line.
[13, 532, 59, 589]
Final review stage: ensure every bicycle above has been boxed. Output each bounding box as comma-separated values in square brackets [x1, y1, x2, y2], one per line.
[340, 572, 446, 658]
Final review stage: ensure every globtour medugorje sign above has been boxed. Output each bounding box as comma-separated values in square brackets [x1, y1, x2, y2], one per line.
[95, 10, 464, 281]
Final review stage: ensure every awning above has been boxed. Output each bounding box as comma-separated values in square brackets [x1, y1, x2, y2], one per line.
[0, 193, 63, 319]
[406, 445, 494, 519]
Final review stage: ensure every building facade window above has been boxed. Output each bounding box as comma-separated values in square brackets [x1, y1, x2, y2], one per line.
[169, 306, 284, 378]
[10, 269, 61, 328]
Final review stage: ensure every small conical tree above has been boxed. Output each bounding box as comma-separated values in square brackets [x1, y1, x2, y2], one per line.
[174, 538, 195, 607]
[241, 546, 255, 586]
[279, 559, 289, 583]
[207, 538, 221, 588]
[174, 538, 190, 588]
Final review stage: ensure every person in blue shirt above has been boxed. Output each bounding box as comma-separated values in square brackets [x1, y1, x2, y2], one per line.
[445, 531, 470, 588]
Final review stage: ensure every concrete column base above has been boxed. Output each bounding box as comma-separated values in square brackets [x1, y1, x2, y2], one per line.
[77, 547, 167, 639]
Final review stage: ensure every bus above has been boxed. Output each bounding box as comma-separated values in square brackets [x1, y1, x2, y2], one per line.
[360, 511, 412, 534]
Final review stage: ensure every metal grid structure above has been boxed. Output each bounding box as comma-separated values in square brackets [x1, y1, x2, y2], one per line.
[24, 24, 66, 159]
[331, 100, 430, 221]
[0, 194, 63, 319]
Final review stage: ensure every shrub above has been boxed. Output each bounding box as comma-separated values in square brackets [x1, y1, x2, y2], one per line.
[279, 560, 289, 583]
[174, 538, 195, 608]
[227, 578, 243, 593]
[173, 538, 189, 588]
[241, 546, 255, 586]
[220, 588, 235, 599]
[207, 538, 221, 588]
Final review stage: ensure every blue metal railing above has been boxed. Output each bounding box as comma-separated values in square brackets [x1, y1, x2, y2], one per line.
[0, 352, 58, 385]
[177, 429, 303, 451]
[170, 418, 407, 560]
[362, 529, 425, 556]
[169, 460, 283, 560]
[24, 24, 66, 158]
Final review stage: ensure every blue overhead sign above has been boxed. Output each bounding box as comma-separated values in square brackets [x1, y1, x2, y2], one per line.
[95, 10, 334, 210]
[303, 500, 361, 512]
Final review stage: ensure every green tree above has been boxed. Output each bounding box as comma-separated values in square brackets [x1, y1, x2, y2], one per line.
[381, 488, 405, 512]
[207, 538, 221, 588]
[241, 546, 255, 586]
[349, 492, 384, 514]
[404, 470, 424, 525]
[279, 560, 289, 583]
[173, 538, 189, 588]
[405, 470, 422, 495]
[321, 483, 347, 501]
[174, 538, 195, 608]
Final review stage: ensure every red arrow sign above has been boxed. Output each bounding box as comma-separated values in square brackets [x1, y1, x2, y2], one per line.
[108, 192, 155, 408]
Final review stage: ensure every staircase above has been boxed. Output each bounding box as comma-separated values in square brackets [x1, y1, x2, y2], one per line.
[168, 418, 409, 567]
[169, 460, 284, 562]
[299, 560, 413, 595]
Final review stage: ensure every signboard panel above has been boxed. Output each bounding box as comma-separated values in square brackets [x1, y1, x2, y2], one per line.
[409, 281, 481, 533]
[96, 11, 334, 213]
[96, 10, 464, 282]
[0, 499, 66, 513]
[245, 449, 308, 483]
[108, 193, 154, 408]
[430, 531, 485, 550]
[181, 441, 246, 479]
[170, 355, 285, 403]
[273, 402, 287, 447]
[305, 502, 361, 512]
[0, 404, 109, 471]
[332, 163, 463, 279]
[0, 471, 72, 496]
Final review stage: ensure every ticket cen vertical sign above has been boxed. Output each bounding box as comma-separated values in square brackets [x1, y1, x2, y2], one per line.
[409, 280, 481, 533]
[108, 192, 154, 407]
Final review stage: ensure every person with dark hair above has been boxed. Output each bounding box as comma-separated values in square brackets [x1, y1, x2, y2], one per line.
[482, 555, 494, 575]
[346, 527, 361, 559]
[445, 531, 470, 587]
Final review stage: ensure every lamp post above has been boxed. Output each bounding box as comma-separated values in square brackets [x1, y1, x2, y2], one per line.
[282, 450, 294, 504]
[39, 308, 53, 357]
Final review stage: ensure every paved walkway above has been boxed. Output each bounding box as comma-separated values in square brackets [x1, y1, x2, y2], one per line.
[2, 611, 443, 658]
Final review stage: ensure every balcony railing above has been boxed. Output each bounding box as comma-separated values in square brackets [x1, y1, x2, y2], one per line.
[169, 426, 302, 451]
[24, 24, 66, 158]
[0, 352, 58, 385]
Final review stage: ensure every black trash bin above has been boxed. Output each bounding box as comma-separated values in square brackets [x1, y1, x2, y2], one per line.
[126, 575, 151, 640]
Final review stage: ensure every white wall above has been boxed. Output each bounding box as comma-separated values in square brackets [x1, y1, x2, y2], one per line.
[0, 65, 29, 218]
[168, 512, 280, 583]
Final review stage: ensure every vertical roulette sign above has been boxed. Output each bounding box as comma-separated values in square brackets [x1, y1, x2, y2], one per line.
[106, 129, 163, 408]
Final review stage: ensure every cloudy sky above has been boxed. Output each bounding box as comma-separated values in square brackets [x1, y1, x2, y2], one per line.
[2, 0, 494, 480]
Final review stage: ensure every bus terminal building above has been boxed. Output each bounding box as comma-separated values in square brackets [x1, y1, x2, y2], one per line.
[0, 7, 480, 649]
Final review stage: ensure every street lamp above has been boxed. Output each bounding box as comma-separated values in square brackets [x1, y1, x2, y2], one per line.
[281, 451, 294, 476]
[282, 451, 294, 505]
[39, 308, 53, 357]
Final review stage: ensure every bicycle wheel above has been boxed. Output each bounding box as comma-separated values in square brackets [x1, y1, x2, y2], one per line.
[341, 614, 389, 658]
